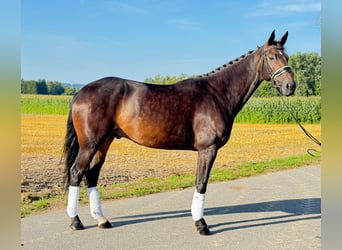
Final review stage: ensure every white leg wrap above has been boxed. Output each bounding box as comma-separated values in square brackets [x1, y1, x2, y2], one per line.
[67, 185, 80, 218]
[191, 189, 205, 221]
[87, 187, 104, 221]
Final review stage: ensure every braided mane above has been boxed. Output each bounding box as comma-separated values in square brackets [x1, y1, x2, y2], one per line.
[196, 49, 257, 78]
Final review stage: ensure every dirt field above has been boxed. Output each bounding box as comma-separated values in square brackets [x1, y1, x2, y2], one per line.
[21, 114, 321, 202]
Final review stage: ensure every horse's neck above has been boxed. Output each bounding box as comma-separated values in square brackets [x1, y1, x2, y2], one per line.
[208, 49, 262, 115]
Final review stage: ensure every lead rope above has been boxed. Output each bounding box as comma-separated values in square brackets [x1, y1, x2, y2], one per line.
[277, 91, 321, 157]
[262, 46, 321, 156]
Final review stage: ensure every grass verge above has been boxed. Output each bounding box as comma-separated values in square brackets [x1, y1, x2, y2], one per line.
[21, 153, 320, 217]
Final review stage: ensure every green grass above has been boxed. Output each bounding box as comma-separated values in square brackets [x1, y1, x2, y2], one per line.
[20, 153, 320, 217]
[21, 94, 71, 115]
[209, 154, 318, 182]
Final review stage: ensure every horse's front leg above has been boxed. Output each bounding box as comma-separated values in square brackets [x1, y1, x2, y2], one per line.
[191, 144, 217, 235]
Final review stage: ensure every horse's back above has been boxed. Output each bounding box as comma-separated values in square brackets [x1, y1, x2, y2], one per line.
[73, 77, 126, 100]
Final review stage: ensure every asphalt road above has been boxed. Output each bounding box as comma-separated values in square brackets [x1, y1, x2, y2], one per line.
[21, 165, 321, 249]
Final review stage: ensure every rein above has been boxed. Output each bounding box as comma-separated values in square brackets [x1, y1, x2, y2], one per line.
[277, 89, 321, 157]
[262, 46, 321, 156]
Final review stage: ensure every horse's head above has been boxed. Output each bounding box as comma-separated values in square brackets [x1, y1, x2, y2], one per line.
[261, 30, 296, 96]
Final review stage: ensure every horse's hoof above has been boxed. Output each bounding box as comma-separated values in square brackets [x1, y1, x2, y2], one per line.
[98, 220, 112, 229]
[195, 218, 211, 235]
[70, 215, 85, 230]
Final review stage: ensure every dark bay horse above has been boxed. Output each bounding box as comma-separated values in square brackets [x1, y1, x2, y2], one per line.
[63, 30, 295, 235]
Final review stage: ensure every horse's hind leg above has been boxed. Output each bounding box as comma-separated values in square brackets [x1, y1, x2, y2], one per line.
[85, 138, 113, 229]
[67, 146, 97, 230]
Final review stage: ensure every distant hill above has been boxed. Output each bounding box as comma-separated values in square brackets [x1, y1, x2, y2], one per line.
[61, 83, 84, 89]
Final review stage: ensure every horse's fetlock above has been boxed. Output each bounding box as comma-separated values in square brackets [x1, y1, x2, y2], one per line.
[70, 215, 84, 230]
[195, 218, 210, 235]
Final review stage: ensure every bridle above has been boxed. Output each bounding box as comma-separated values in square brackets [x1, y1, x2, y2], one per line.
[262, 45, 293, 85]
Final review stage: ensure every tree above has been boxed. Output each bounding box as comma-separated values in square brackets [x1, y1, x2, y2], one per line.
[36, 79, 48, 94]
[144, 73, 190, 85]
[63, 86, 77, 95]
[20, 79, 48, 94]
[47, 81, 64, 95]
[288, 52, 321, 96]
[21, 80, 37, 94]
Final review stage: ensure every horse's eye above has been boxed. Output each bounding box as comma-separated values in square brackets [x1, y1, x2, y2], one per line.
[269, 56, 275, 60]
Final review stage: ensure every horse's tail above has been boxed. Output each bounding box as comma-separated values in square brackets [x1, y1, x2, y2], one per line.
[63, 108, 79, 189]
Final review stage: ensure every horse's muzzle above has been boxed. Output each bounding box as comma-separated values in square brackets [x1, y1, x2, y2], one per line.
[280, 81, 296, 96]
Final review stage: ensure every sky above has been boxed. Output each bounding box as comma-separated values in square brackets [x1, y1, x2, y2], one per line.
[21, 0, 321, 84]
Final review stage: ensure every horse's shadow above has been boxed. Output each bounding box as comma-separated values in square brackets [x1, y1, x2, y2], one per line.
[107, 198, 321, 235]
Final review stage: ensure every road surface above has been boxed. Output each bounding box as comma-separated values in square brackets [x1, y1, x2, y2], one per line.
[21, 165, 321, 249]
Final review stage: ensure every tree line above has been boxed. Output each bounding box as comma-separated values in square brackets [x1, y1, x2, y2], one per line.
[21, 52, 320, 97]
[21, 79, 78, 95]
[143, 52, 321, 97]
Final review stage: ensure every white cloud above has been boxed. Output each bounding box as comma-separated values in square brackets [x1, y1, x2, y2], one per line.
[250, 0, 321, 17]
[284, 3, 321, 12]
[105, 1, 147, 15]
[167, 18, 201, 31]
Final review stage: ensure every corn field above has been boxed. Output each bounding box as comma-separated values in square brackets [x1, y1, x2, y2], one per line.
[235, 96, 320, 124]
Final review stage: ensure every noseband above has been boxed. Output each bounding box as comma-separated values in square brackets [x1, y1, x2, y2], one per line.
[262, 46, 293, 84]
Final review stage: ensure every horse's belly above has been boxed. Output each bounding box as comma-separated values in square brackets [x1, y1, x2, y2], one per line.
[118, 118, 194, 150]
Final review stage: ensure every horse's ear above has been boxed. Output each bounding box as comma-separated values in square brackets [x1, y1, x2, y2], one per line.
[279, 31, 288, 45]
[267, 30, 276, 46]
